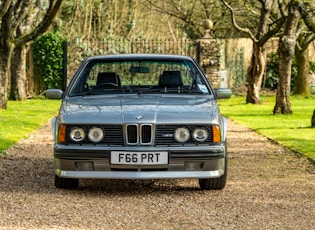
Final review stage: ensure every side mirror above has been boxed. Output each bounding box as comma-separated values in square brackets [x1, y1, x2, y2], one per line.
[46, 89, 63, 99]
[215, 88, 232, 99]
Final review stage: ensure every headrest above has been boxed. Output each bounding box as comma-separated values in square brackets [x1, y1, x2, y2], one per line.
[159, 71, 183, 88]
[96, 72, 121, 86]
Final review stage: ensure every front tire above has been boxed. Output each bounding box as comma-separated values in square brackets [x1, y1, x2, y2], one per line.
[55, 175, 79, 189]
[199, 171, 227, 190]
[199, 145, 228, 190]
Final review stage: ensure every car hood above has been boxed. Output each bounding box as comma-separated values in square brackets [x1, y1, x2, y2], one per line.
[59, 95, 220, 124]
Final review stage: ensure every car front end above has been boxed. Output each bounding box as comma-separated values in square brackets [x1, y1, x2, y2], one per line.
[47, 54, 231, 190]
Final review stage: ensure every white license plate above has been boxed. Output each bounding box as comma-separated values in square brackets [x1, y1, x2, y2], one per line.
[111, 151, 168, 165]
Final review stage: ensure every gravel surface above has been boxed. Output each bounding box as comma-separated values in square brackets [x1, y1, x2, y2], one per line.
[0, 120, 314, 230]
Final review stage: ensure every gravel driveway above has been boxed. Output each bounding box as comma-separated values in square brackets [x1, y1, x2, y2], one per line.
[0, 120, 314, 230]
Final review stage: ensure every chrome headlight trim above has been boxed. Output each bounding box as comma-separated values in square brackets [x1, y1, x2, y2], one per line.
[70, 127, 86, 142]
[174, 127, 190, 143]
[192, 127, 209, 142]
[88, 127, 104, 143]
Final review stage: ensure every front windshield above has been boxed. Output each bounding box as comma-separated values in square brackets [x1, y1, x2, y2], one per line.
[68, 59, 211, 96]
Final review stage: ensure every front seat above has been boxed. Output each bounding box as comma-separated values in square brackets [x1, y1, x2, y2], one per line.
[158, 71, 183, 88]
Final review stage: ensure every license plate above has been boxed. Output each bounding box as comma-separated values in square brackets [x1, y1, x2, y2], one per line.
[111, 151, 168, 165]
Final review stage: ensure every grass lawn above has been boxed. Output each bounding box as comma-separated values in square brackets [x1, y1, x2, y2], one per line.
[218, 95, 315, 162]
[0, 99, 61, 155]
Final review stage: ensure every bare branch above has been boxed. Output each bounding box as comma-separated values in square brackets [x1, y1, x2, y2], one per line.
[14, 0, 64, 46]
[11, 0, 31, 33]
[259, 16, 286, 45]
[145, 0, 204, 37]
[221, 0, 258, 42]
[0, 0, 12, 19]
[278, 0, 288, 17]
[294, 0, 315, 33]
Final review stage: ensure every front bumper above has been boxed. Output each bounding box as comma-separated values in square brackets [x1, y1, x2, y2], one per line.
[54, 144, 226, 179]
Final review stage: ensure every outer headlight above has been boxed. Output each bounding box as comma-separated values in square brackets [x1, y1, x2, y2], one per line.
[70, 127, 86, 142]
[174, 127, 190, 143]
[192, 127, 209, 142]
[88, 127, 104, 142]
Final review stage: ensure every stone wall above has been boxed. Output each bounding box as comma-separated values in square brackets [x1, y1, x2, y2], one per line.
[196, 38, 254, 89]
[196, 39, 222, 89]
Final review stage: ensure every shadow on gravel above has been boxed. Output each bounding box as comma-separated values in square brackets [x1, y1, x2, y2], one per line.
[78, 178, 202, 194]
[0, 156, 203, 195]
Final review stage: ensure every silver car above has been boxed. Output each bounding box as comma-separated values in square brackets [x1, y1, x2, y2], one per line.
[46, 54, 231, 190]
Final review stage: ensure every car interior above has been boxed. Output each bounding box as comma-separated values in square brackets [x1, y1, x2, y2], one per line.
[69, 60, 211, 96]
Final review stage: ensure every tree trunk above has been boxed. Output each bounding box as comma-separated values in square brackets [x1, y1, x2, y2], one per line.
[0, 6, 13, 109]
[294, 46, 310, 95]
[27, 46, 35, 97]
[273, 3, 299, 115]
[10, 45, 27, 100]
[312, 110, 315, 127]
[0, 49, 11, 109]
[273, 46, 293, 114]
[246, 43, 266, 104]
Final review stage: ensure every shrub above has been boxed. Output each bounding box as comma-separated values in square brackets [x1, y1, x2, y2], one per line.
[32, 32, 66, 93]
[264, 52, 297, 91]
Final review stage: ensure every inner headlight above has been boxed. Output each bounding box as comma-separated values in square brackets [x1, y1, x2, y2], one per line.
[192, 127, 209, 142]
[88, 127, 104, 142]
[174, 127, 190, 143]
[70, 127, 86, 142]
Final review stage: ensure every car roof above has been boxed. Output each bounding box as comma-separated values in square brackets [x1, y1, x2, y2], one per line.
[85, 54, 194, 62]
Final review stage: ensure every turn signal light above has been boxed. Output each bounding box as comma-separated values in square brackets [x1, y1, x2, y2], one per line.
[212, 125, 221, 142]
[57, 124, 67, 143]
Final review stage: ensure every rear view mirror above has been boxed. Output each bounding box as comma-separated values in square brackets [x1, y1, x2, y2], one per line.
[129, 66, 149, 73]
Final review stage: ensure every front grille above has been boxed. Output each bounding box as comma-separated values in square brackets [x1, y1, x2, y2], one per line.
[141, 125, 152, 144]
[127, 125, 138, 144]
[126, 124, 153, 145]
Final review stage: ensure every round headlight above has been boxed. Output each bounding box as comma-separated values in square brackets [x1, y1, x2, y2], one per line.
[192, 127, 209, 142]
[70, 127, 86, 142]
[174, 127, 190, 143]
[88, 127, 104, 142]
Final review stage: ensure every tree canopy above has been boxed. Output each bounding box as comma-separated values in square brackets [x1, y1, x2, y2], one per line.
[0, 0, 63, 108]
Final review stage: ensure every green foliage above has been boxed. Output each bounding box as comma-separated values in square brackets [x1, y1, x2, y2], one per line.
[219, 95, 315, 162]
[309, 61, 315, 73]
[264, 53, 297, 90]
[0, 99, 61, 156]
[32, 32, 66, 92]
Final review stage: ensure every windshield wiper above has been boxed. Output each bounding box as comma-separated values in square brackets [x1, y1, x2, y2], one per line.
[147, 87, 204, 94]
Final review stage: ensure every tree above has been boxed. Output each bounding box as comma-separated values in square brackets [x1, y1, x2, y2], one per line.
[0, 0, 63, 109]
[60, 0, 136, 40]
[273, 1, 300, 114]
[222, 0, 286, 104]
[145, 0, 224, 40]
[0, 1, 13, 109]
[10, 0, 47, 100]
[294, 0, 315, 95]
[294, 31, 315, 95]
